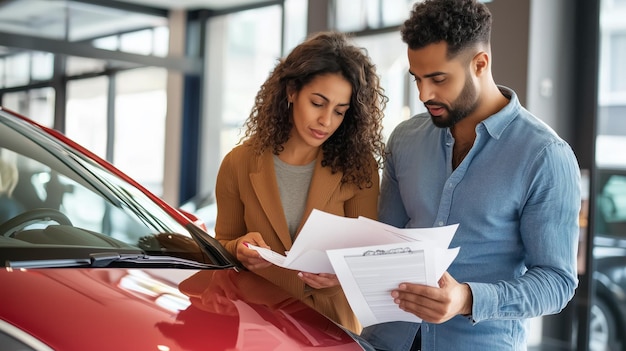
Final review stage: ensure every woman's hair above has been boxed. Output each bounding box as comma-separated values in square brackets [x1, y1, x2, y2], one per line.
[401, 0, 492, 58]
[241, 31, 387, 189]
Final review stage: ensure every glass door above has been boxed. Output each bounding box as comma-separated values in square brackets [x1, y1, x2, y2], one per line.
[590, 1, 626, 350]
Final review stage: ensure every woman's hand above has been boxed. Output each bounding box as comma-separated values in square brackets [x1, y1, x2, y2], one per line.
[297, 272, 340, 289]
[235, 232, 272, 270]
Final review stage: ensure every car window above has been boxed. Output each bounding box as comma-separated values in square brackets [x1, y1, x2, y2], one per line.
[0, 115, 212, 266]
[16, 154, 153, 243]
[597, 173, 626, 238]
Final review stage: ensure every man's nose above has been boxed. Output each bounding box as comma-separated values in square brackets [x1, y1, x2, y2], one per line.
[418, 83, 434, 103]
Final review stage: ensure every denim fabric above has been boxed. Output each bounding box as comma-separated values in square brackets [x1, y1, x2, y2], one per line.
[361, 87, 580, 350]
[360, 322, 419, 351]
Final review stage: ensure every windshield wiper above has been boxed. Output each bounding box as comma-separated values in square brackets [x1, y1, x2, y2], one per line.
[6, 252, 222, 269]
[6, 257, 91, 269]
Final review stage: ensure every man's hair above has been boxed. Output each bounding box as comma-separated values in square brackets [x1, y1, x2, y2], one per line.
[401, 0, 492, 58]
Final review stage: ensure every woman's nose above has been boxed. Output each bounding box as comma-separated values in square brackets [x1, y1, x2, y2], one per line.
[318, 109, 332, 126]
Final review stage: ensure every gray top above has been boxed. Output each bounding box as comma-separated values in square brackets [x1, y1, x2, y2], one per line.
[273, 155, 315, 238]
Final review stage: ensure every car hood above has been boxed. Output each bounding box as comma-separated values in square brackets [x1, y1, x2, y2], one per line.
[0, 267, 362, 351]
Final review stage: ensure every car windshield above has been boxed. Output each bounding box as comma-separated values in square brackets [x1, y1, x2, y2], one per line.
[0, 110, 227, 268]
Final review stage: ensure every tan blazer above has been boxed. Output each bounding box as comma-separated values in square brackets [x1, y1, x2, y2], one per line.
[215, 143, 379, 333]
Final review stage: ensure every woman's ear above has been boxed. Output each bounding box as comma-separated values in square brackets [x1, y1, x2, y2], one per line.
[286, 82, 298, 103]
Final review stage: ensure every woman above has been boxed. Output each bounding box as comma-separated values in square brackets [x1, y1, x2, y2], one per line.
[214, 31, 387, 333]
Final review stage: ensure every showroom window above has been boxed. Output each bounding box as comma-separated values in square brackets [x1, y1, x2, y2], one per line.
[352, 32, 423, 141]
[0, 0, 173, 197]
[334, 0, 414, 32]
[66, 76, 109, 159]
[94, 26, 170, 57]
[199, 0, 307, 195]
[64, 67, 169, 197]
[31, 52, 55, 82]
[590, 1, 626, 350]
[4, 53, 31, 88]
[2, 88, 55, 127]
[597, 0, 626, 168]
[205, 5, 283, 162]
[114, 67, 168, 196]
[0, 51, 54, 88]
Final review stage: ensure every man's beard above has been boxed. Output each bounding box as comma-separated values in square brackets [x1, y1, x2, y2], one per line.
[426, 74, 479, 128]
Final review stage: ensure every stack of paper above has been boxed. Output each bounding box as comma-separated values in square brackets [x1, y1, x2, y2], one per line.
[247, 209, 460, 327]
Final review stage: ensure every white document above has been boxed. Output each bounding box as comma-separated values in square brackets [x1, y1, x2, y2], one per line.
[247, 209, 458, 273]
[247, 209, 460, 327]
[326, 241, 460, 327]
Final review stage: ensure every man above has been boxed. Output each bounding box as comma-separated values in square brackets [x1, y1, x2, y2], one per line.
[360, 0, 581, 350]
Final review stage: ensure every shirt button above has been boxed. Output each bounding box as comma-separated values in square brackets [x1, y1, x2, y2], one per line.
[438, 221, 444, 226]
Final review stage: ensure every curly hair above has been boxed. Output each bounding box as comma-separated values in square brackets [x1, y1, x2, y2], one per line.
[401, 0, 492, 58]
[241, 31, 387, 189]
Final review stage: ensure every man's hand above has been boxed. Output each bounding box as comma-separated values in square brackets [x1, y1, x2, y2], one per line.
[235, 232, 272, 270]
[392, 271, 473, 324]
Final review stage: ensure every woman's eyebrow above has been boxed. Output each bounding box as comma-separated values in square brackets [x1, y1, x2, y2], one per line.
[312, 92, 350, 106]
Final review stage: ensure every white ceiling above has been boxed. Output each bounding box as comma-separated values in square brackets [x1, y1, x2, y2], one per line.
[0, 0, 278, 57]
[0, 0, 273, 42]
[113, 0, 273, 10]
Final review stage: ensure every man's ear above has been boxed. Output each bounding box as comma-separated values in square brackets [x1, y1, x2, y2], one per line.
[473, 51, 489, 76]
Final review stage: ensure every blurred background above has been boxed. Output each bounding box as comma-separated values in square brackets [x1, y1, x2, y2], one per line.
[0, 0, 624, 350]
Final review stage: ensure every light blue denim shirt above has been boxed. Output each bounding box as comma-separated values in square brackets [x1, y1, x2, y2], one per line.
[361, 87, 581, 350]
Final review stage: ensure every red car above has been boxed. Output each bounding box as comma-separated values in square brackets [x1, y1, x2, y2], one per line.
[0, 107, 367, 351]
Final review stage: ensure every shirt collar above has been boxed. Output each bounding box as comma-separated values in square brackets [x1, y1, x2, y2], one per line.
[480, 86, 521, 140]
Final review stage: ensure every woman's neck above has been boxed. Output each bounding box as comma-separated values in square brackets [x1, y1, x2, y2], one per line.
[278, 142, 319, 165]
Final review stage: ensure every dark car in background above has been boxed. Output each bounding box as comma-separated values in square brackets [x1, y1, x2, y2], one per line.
[0, 107, 367, 351]
[591, 166, 626, 351]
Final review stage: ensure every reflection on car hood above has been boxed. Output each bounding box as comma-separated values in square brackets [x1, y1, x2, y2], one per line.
[0, 268, 361, 351]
